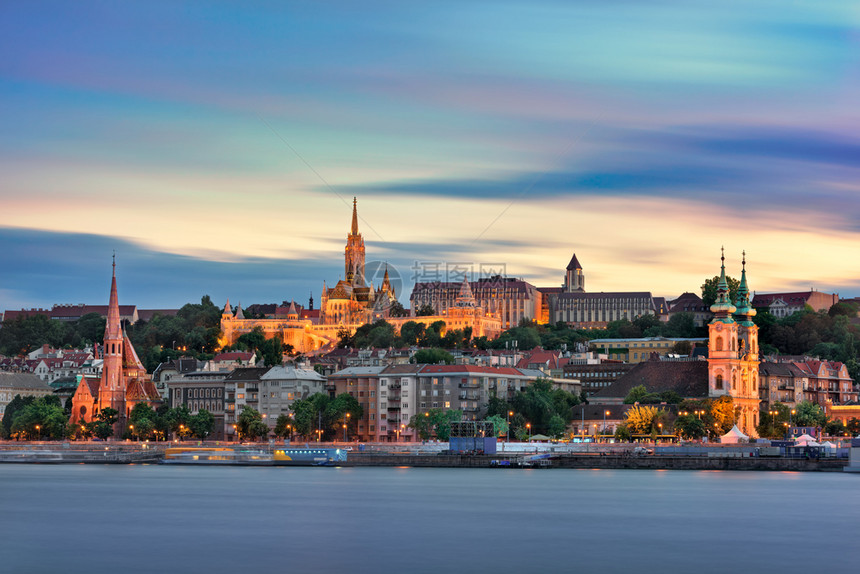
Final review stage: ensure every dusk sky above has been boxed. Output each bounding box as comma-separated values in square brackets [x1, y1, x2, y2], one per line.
[2, 1, 860, 311]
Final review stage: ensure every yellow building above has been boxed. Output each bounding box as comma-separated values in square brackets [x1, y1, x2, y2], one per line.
[588, 336, 706, 363]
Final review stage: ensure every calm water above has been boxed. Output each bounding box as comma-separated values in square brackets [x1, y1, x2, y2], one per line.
[1, 464, 857, 573]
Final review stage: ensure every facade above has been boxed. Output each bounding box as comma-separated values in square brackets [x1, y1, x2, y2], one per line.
[793, 359, 856, 406]
[543, 252, 658, 328]
[0, 372, 53, 417]
[69, 261, 161, 434]
[751, 291, 839, 318]
[257, 366, 327, 432]
[168, 371, 229, 440]
[707, 251, 760, 437]
[759, 362, 806, 410]
[563, 361, 635, 397]
[588, 337, 707, 364]
[410, 275, 541, 330]
[222, 367, 270, 439]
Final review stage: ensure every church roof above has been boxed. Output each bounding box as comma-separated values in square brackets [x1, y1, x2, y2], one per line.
[566, 253, 582, 271]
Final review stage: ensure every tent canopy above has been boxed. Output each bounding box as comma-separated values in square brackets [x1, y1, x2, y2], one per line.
[528, 434, 551, 441]
[720, 425, 749, 444]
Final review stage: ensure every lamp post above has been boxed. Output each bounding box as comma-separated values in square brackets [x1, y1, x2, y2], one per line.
[507, 410, 513, 442]
[344, 412, 350, 442]
[790, 409, 795, 427]
[232, 424, 238, 443]
[603, 410, 610, 435]
[129, 424, 135, 442]
[35, 424, 40, 441]
[526, 422, 531, 442]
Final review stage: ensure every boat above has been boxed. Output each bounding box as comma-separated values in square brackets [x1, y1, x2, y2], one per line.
[162, 446, 347, 466]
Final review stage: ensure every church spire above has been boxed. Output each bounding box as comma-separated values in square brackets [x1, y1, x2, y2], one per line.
[351, 197, 359, 236]
[734, 250, 756, 325]
[710, 247, 736, 321]
[106, 255, 121, 342]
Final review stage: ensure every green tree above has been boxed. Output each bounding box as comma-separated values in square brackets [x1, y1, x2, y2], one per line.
[259, 336, 284, 367]
[547, 414, 567, 438]
[412, 348, 455, 365]
[614, 424, 631, 441]
[274, 414, 293, 439]
[87, 407, 119, 440]
[389, 301, 408, 317]
[188, 409, 215, 439]
[709, 395, 736, 434]
[665, 312, 699, 339]
[624, 385, 650, 404]
[701, 275, 740, 307]
[399, 321, 426, 345]
[794, 401, 826, 428]
[485, 414, 509, 438]
[408, 412, 434, 440]
[674, 413, 706, 440]
[237, 405, 267, 441]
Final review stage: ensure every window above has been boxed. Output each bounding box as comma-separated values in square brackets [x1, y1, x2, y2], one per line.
[444, 401, 450, 408]
[715, 375, 723, 390]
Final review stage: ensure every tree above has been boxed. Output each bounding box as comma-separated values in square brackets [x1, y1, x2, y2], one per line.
[701, 275, 740, 307]
[665, 312, 698, 339]
[87, 407, 119, 440]
[188, 409, 215, 439]
[709, 395, 736, 434]
[624, 405, 663, 434]
[415, 304, 436, 316]
[399, 321, 426, 345]
[794, 401, 826, 428]
[389, 301, 408, 317]
[674, 413, 706, 440]
[274, 414, 293, 439]
[408, 412, 434, 441]
[486, 414, 509, 438]
[624, 385, 650, 404]
[614, 424, 631, 441]
[259, 336, 284, 367]
[547, 414, 567, 438]
[412, 348, 454, 365]
[237, 405, 268, 441]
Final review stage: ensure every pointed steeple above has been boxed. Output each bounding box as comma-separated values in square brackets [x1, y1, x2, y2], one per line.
[222, 299, 233, 317]
[566, 253, 582, 271]
[351, 197, 359, 236]
[734, 251, 756, 325]
[710, 247, 736, 321]
[105, 254, 121, 342]
[235, 302, 245, 320]
[287, 299, 298, 319]
[454, 275, 476, 308]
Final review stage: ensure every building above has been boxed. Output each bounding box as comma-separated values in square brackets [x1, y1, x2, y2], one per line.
[69, 260, 161, 435]
[222, 367, 270, 439]
[220, 199, 501, 354]
[707, 251, 760, 437]
[410, 275, 542, 330]
[590, 358, 709, 405]
[257, 365, 327, 432]
[751, 290, 839, 318]
[0, 372, 53, 418]
[569, 403, 633, 435]
[667, 292, 712, 327]
[793, 359, 856, 406]
[759, 362, 806, 410]
[587, 337, 707, 364]
[563, 360, 635, 397]
[542, 253, 659, 328]
[327, 364, 581, 442]
[168, 370, 230, 440]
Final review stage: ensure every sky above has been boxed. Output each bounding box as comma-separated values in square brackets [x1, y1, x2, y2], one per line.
[2, 1, 860, 312]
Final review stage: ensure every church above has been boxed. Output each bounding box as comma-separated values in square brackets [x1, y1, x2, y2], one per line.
[219, 198, 501, 354]
[70, 259, 161, 436]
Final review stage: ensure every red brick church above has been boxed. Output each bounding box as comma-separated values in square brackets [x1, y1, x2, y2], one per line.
[70, 258, 161, 436]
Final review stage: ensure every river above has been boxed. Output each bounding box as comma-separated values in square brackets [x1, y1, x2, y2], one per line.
[0, 465, 856, 573]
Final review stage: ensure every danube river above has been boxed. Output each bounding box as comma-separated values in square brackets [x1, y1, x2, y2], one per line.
[1, 465, 857, 573]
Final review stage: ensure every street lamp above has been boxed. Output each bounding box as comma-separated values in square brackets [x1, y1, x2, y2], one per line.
[507, 410, 513, 442]
[129, 424, 136, 442]
[604, 410, 610, 435]
[35, 424, 40, 441]
[526, 422, 531, 442]
[790, 409, 795, 426]
[344, 412, 351, 442]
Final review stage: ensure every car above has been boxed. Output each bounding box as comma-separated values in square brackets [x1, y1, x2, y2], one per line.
[632, 446, 653, 456]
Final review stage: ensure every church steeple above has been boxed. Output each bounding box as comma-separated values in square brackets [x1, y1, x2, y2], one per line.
[344, 197, 366, 286]
[563, 252, 585, 292]
[734, 251, 756, 326]
[710, 247, 736, 321]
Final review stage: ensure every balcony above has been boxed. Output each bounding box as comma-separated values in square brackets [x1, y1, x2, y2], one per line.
[459, 382, 479, 389]
[387, 404, 401, 410]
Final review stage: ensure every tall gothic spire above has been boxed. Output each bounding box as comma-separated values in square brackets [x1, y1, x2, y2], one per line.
[351, 197, 359, 236]
[106, 254, 122, 342]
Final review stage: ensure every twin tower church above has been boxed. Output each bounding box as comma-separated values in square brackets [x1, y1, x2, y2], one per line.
[707, 249, 761, 436]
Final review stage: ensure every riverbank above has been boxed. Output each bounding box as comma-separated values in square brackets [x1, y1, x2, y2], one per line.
[0, 442, 849, 471]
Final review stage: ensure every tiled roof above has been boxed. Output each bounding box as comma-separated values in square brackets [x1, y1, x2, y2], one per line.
[0, 372, 52, 391]
[137, 309, 179, 322]
[223, 367, 271, 382]
[592, 360, 709, 400]
[566, 253, 582, 271]
[213, 351, 254, 362]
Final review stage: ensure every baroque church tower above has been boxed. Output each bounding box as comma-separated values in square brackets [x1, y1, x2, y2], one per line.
[707, 249, 760, 437]
[344, 197, 366, 286]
